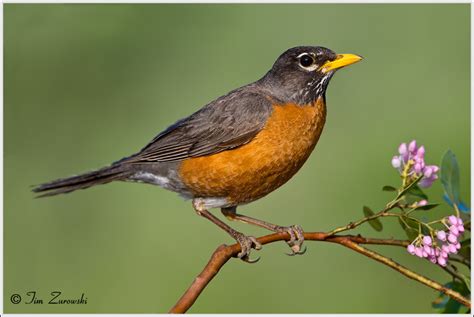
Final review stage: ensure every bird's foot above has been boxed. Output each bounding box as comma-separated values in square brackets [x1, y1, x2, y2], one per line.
[232, 231, 262, 263]
[275, 224, 306, 256]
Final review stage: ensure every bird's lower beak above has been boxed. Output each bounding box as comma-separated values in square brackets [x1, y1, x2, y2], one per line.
[319, 54, 363, 73]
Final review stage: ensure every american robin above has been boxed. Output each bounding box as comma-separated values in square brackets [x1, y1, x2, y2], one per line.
[34, 46, 362, 262]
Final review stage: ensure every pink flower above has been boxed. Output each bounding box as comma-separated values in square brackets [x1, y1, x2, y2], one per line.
[391, 156, 401, 169]
[423, 245, 432, 255]
[449, 225, 459, 236]
[392, 140, 439, 188]
[407, 215, 465, 268]
[448, 244, 457, 253]
[422, 236, 432, 246]
[448, 234, 458, 244]
[418, 200, 428, 207]
[436, 231, 447, 241]
[437, 257, 447, 267]
[448, 215, 458, 226]
[408, 140, 417, 153]
[419, 166, 439, 188]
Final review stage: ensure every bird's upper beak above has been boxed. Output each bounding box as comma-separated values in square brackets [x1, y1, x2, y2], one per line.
[319, 54, 363, 73]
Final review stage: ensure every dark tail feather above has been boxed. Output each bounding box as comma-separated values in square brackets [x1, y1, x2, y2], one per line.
[33, 165, 131, 197]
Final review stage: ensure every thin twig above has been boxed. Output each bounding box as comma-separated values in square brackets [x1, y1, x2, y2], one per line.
[169, 232, 470, 313]
[327, 212, 400, 236]
[338, 240, 470, 308]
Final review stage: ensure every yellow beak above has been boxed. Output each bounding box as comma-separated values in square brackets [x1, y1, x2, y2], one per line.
[319, 54, 363, 73]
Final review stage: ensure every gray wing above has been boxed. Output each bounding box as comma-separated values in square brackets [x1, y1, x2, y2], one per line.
[127, 88, 274, 163]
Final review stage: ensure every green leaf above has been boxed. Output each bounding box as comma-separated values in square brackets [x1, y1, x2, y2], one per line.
[458, 238, 470, 259]
[398, 216, 418, 241]
[441, 150, 460, 206]
[406, 185, 428, 200]
[415, 203, 439, 211]
[461, 274, 471, 292]
[382, 185, 397, 192]
[363, 206, 383, 232]
[363, 205, 374, 217]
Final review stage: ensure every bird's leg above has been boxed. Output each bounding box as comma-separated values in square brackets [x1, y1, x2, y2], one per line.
[221, 207, 306, 256]
[192, 199, 261, 263]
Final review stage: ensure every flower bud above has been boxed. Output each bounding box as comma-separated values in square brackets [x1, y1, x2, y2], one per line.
[448, 215, 458, 226]
[448, 234, 458, 244]
[455, 242, 461, 250]
[423, 166, 432, 178]
[448, 244, 457, 253]
[449, 225, 459, 236]
[423, 245, 432, 255]
[437, 256, 447, 266]
[418, 200, 428, 207]
[416, 146, 425, 158]
[422, 236, 432, 246]
[458, 224, 465, 233]
[442, 244, 450, 253]
[391, 156, 401, 168]
[414, 163, 422, 173]
[414, 247, 424, 258]
[398, 143, 407, 155]
[436, 231, 447, 241]
[408, 140, 417, 153]
[419, 177, 435, 188]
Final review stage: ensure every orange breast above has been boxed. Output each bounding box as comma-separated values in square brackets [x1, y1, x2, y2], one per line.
[179, 97, 327, 205]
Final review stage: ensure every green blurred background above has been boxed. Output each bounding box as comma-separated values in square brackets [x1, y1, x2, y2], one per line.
[4, 3, 470, 313]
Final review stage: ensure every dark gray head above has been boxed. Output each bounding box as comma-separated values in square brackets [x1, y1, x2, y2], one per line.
[258, 46, 362, 105]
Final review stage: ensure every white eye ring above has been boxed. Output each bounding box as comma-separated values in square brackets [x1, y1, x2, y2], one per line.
[297, 52, 318, 71]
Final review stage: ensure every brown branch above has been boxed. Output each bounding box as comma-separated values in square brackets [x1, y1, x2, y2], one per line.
[337, 240, 471, 307]
[169, 232, 470, 313]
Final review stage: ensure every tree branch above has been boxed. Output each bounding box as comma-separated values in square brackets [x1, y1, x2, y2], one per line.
[169, 232, 470, 313]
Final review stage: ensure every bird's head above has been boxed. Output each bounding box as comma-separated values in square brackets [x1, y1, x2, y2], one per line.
[260, 46, 362, 105]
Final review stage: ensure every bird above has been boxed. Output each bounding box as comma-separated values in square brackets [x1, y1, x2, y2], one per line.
[33, 46, 362, 262]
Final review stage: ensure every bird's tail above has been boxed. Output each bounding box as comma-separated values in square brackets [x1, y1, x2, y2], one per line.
[32, 164, 132, 197]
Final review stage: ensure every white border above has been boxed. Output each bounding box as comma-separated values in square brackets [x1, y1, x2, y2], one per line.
[1, 2, 4, 314]
[1, 0, 472, 316]
[2, 0, 473, 4]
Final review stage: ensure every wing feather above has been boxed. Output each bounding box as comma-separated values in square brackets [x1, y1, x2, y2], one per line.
[127, 88, 273, 163]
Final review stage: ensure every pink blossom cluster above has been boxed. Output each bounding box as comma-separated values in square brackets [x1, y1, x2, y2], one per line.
[391, 140, 439, 188]
[407, 216, 464, 266]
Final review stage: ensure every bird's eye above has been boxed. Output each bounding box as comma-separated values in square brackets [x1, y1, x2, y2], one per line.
[299, 54, 315, 68]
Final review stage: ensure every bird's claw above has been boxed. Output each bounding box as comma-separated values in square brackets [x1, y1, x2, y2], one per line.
[234, 233, 262, 263]
[286, 245, 307, 256]
[241, 254, 261, 263]
[277, 224, 306, 256]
